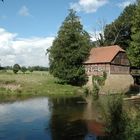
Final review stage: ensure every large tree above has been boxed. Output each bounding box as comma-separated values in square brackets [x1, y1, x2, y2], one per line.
[127, 1, 140, 67]
[13, 64, 20, 74]
[104, 4, 136, 50]
[48, 10, 91, 86]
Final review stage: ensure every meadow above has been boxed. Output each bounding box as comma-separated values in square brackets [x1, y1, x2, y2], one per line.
[0, 70, 82, 101]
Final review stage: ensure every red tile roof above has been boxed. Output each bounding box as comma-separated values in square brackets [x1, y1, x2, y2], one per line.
[84, 45, 125, 64]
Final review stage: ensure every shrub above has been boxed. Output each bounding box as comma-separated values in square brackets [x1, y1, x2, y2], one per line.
[28, 66, 34, 73]
[103, 71, 107, 80]
[21, 66, 27, 74]
[104, 95, 131, 140]
[92, 82, 99, 100]
[92, 75, 106, 87]
[83, 87, 90, 97]
[13, 64, 20, 74]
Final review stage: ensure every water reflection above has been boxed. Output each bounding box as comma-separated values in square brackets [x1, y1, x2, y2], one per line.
[49, 97, 105, 140]
[49, 97, 87, 140]
[0, 98, 52, 140]
[0, 97, 106, 140]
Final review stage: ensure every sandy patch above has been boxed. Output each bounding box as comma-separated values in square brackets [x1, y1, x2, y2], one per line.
[0, 84, 21, 91]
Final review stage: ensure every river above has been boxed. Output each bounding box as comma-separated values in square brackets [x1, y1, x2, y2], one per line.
[0, 97, 106, 140]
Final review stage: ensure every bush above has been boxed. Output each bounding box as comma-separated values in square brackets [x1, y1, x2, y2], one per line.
[13, 64, 20, 74]
[92, 75, 106, 87]
[92, 82, 99, 100]
[104, 95, 132, 140]
[83, 87, 90, 97]
[103, 71, 107, 80]
[21, 66, 27, 74]
[28, 66, 34, 73]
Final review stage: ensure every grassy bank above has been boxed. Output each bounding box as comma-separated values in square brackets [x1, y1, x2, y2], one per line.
[0, 71, 82, 101]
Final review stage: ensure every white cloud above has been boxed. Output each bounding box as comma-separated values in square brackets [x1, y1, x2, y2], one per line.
[18, 5, 31, 17]
[0, 28, 54, 67]
[89, 30, 102, 41]
[70, 0, 108, 13]
[0, 98, 51, 123]
[117, 0, 136, 8]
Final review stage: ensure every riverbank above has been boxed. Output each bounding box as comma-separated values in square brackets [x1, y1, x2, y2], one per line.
[0, 71, 82, 101]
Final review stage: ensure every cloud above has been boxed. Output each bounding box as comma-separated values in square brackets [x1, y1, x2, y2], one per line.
[0, 28, 54, 67]
[117, 0, 136, 8]
[18, 5, 31, 17]
[70, 0, 108, 13]
[0, 98, 51, 123]
[89, 30, 102, 41]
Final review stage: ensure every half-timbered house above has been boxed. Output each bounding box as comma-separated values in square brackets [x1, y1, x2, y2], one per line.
[84, 45, 130, 76]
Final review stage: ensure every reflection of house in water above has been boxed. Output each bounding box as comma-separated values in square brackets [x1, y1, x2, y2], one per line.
[84, 45, 134, 93]
[84, 45, 130, 76]
[49, 97, 87, 140]
[49, 97, 105, 140]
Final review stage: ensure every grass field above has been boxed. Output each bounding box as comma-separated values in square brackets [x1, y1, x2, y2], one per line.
[0, 70, 82, 101]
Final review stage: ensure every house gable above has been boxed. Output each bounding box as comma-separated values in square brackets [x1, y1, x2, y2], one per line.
[84, 45, 125, 64]
[111, 52, 130, 66]
[84, 45, 130, 76]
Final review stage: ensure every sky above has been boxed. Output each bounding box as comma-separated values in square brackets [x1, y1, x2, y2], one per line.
[0, 0, 136, 67]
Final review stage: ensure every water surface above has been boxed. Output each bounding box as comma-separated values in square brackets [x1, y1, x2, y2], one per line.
[0, 97, 105, 140]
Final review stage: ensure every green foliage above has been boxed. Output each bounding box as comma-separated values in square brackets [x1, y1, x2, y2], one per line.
[83, 87, 90, 97]
[92, 82, 99, 100]
[31, 66, 48, 71]
[48, 9, 91, 86]
[21, 66, 27, 74]
[104, 4, 136, 50]
[13, 64, 20, 74]
[28, 66, 34, 73]
[27, 66, 48, 72]
[133, 116, 140, 140]
[3, 66, 12, 70]
[91, 74, 107, 100]
[92, 75, 106, 87]
[0, 66, 5, 70]
[103, 71, 107, 80]
[0, 71, 81, 101]
[92, 76, 100, 100]
[105, 95, 130, 140]
[127, 2, 140, 67]
[100, 95, 140, 140]
[102, 2, 140, 66]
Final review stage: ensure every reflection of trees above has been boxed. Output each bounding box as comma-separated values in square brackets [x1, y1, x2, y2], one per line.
[49, 97, 87, 140]
[47, 97, 109, 140]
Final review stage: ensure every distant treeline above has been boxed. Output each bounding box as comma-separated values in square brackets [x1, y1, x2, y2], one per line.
[0, 66, 49, 71]
[0, 66, 5, 70]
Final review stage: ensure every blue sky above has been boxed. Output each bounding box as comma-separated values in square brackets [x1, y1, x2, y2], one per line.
[0, 0, 136, 66]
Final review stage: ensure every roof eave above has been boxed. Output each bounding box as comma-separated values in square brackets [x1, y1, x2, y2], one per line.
[83, 62, 110, 64]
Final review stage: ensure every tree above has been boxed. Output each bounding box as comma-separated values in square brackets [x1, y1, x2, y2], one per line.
[28, 66, 34, 73]
[13, 64, 20, 74]
[48, 9, 91, 86]
[104, 4, 136, 50]
[21, 66, 27, 74]
[91, 19, 107, 47]
[127, 1, 140, 67]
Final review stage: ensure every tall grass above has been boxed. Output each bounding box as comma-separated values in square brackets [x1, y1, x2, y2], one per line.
[98, 95, 140, 140]
[0, 71, 81, 101]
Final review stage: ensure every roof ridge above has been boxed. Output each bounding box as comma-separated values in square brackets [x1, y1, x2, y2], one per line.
[84, 45, 125, 64]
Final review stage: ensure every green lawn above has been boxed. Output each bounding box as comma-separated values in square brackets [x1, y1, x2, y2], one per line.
[0, 71, 82, 101]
